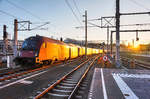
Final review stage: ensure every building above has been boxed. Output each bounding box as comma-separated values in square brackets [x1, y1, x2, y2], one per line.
[0, 40, 24, 55]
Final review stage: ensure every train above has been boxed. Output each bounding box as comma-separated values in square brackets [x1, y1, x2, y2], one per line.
[14, 35, 103, 66]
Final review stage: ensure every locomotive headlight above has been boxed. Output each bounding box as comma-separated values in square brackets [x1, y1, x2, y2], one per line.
[35, 52, 38, 57]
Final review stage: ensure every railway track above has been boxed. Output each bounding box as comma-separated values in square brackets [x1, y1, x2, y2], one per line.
[0, 63, 59, 79]
[0, 56, 84, 77]
[0, 67, 24, 77]
[0, 57, 86, 83]
[135, 61, 150, 69]
[34, 55, 98, 99]
[121, 57, 150, 69]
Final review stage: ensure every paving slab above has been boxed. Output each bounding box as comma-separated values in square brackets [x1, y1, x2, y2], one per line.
[88, 68, 150, 99]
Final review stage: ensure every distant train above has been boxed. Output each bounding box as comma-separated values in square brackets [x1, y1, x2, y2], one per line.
[14, 35, 103, 66]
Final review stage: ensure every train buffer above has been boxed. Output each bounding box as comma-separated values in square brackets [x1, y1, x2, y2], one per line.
[88, 68, 150, 99]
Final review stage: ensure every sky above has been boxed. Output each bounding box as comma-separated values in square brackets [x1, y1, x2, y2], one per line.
[0, 0, 150, 44]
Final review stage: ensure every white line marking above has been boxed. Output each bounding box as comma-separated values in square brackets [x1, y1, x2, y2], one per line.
[88, 68, 97, 99]
[101, 68, 108, 99]
[112, 74, 139, 99]
[19, 80, 33, 84]
[114, 73, 150, 79]
[0, 70, 48, 89]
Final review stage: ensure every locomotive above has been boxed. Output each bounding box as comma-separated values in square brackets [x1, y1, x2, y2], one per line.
[14, 35, 103, 66]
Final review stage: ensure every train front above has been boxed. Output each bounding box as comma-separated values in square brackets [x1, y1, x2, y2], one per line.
[14, 37, 40, 66]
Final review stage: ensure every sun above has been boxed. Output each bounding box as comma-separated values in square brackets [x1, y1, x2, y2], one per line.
[133, 41, 140, 49]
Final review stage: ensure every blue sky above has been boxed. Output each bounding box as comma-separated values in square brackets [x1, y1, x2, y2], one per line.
[0, 0, 150, 44]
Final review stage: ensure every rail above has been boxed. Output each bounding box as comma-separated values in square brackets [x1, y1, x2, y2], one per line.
[0, 62, 63, 82]
[0, 57, 86, 82]
[121, 57, 150, 69]
[34, 55, 98, 99]
[68, 55, 98, 99]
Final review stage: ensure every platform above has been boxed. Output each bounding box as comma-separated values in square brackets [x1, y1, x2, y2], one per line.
[88, 68, 150, 99]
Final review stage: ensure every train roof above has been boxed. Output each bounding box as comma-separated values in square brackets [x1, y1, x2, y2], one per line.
[35, 35, 67, 45]
[26, 35, 101, 50]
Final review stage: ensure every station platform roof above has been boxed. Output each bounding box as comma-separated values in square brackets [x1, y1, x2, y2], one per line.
[88, 68, 150, 99]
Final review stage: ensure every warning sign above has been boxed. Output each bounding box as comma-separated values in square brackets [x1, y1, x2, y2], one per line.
[103, 55, 108, 61]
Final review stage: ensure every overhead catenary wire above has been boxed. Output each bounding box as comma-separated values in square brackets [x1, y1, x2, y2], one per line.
[5, 0, 67, 39]
[130, 0, 150, 11]
[76, 20, 150, 29]
[65, 0, 82, 25]
[30, 22, 50, 30]
[72, 0, 82, 17]
[121, 23, 150, 27]
[0, 9, 22, 20]
[5, 0, 43, 21]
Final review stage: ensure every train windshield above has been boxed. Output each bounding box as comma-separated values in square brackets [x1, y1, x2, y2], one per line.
[22, 38, 38, 50]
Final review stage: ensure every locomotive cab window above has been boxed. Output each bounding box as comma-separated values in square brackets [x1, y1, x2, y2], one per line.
[22, 37, 38, 50]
